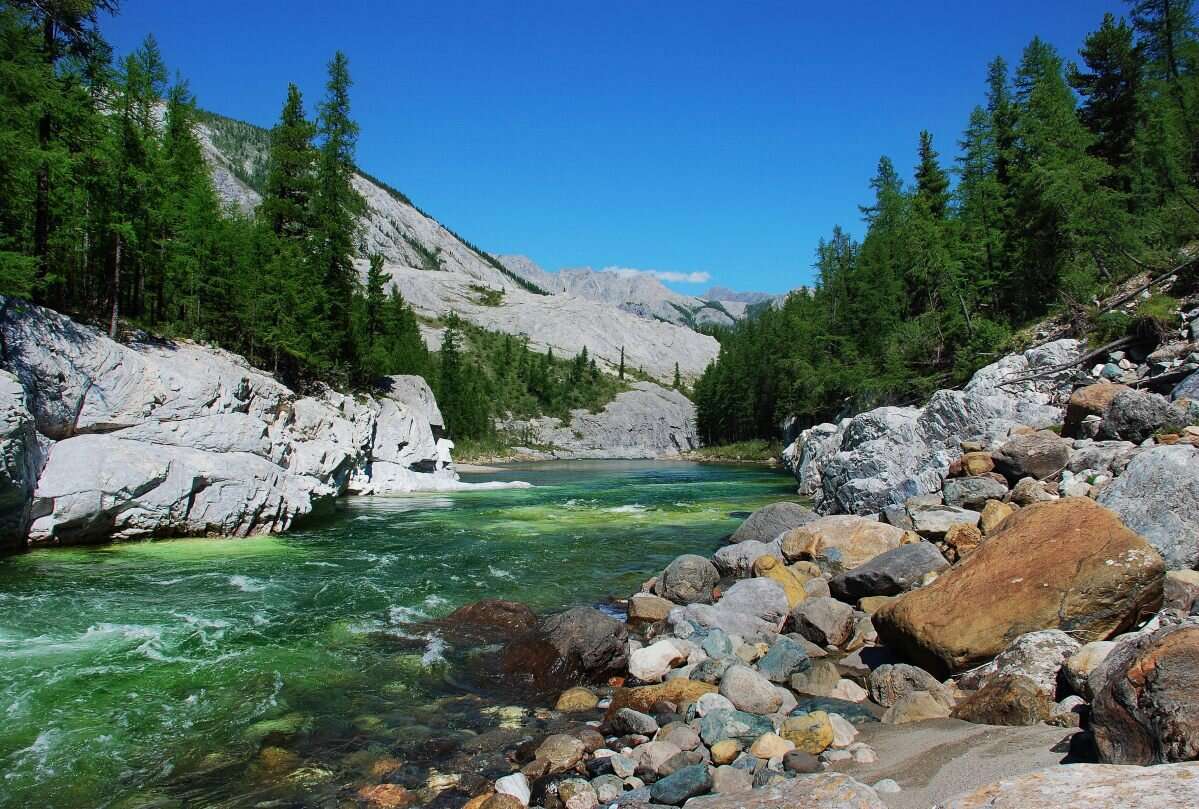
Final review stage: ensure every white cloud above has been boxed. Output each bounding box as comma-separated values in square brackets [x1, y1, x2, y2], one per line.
[600, 266, 712, 284]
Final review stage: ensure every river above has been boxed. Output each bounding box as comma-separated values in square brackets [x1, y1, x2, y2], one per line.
[0, 461, 798, 809]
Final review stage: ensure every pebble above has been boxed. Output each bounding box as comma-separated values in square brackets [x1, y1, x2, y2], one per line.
[873, 778, 901, 793]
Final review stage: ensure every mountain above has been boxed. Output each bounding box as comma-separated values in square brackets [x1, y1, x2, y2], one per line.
[496, 255, 755, 329]
[705, 286, 775, 304]
[195, 113, 719, 381]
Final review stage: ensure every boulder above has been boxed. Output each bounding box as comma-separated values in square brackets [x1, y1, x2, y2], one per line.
[698, 709, 774, 746]
[756, 636, 812, 683]
[782, 749, 821, 773]
[957, 630, 1080, 699]
[936, 762, 1199, 809]
[1008, 477, 1057, 506]
[1174, 369, 1199, 401]
[532, 734, 585, 775]
[719, 665, 783, 715]
[441, 599, 539, 640]
[908, 504, 981, 538]
[655, 555, 719, 605]
[682, 773, 887, 809]
[944, 523, 983, 562]
[1091, 618, 1199, 764]
[1063, 383, 1130, 437]
[1068, 439, 1138, 476]
[627, 593, 674, 624]
[710, 764, 753, 794]
[605, 680, 718, 717]
[607, 708, 659, 736]
[630, 740, 683, 776]
[960, 451, 995, 476]
[515, 607, 629, 685]
[1097, 444, 1199, 569]
[942, 476, 1008, 510]
[792, 697, 880, 725]
[629, 640, 686, 683]
[789, 659, 840, 696]
[1099, 389, 1174, 442]
[952, 674, 1054, 726]
[1062, 641, 1116, 700]
[752, 556, 806, 608]
[730, 501, 817, 543]
[790, 597, 855, 648]
[780, 516, 908, 572]
[555, 687, 599, 713]
[867, 663, 944, 708]
[873, 498, 1164, 676]
[829, 542, 948, 601]
[494, 773, 531, 806]
[978, 500, 1014, 535]
[649, 763, 712, 805]
[558, 779, 598, 809]
[991, 431, 1071, 482]
[881, 691, 952, 724]
[712, 539, 783, 577]
[779, 711, 834, 754]
[672, 578, 789, 642]
[748, 731, 794, 759]
[1165, 569, 1199, 611]
[709, 740, 740, 765]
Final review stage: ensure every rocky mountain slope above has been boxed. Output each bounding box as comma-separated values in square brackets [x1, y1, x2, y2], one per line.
[498, 381, 698, 459]
[495, 255, 751, 329]
[0, 298, 522, 549]
[196, 114, 720, 381]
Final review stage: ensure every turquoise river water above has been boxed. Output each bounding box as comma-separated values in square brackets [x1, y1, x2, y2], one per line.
[0, 461, 798, 809]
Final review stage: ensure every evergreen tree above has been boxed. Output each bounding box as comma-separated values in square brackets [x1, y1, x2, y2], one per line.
[673, 362, 681, 389]
[311, 51, 363, 376]
[262, 84, 317, 240]
[1069, 13, 1144, 184]
[914, 131, 951, 218]
[618, 345, 625, 380]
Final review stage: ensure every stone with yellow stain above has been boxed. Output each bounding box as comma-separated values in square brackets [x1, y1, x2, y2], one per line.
[752, 556, 807, 608]
[780, 711, 834, 754]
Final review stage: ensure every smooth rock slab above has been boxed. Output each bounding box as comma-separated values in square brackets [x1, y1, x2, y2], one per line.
[934, 762, 1199, 808]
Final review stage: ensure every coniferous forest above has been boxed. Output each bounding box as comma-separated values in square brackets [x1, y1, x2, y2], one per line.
[695, 3, 1199, 445]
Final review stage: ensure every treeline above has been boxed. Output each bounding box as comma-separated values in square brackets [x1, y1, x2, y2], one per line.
[696, 2, 1199, 445]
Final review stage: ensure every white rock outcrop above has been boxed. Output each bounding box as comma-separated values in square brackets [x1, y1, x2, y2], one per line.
[498, 381, 698, 459]
[785, 340, 1081, 514]
[0, 297, 516, 547]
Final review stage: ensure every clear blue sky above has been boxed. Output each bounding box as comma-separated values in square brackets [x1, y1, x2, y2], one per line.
[106, 0, 1125, 294]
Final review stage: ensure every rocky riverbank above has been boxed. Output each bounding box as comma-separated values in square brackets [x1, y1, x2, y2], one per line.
[0, 297, 524, 550]
[384, 332, 1199, 809]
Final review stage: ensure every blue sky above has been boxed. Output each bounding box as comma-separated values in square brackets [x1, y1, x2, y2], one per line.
[106, 1, 1125, 294]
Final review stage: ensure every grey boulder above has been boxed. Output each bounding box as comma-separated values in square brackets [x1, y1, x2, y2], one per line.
[655, 554, 720, 604]
[1097, 444, 1199, 569]
[730, 501, 817, 543]
[942, 475, 1008, 510]
[830, 541, 948, 602]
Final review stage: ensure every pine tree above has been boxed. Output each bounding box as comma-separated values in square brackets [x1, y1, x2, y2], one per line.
[915, 131, 951, 218]
[673, 362, 681, 389]
[311, 51, 363, 375]
[262, 84, 317, 240]
[1069, 13, 1144, 182]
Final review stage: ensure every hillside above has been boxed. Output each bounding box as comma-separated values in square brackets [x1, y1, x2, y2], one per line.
[196, 113, 720, 380]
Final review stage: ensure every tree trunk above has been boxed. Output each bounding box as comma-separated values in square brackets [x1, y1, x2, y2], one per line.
[109, 235, 121, 339]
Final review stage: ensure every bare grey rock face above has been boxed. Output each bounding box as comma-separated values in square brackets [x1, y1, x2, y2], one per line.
[499, 381, 698, 459]
[0, 371, 40, 547]
[785, 340, 1080, 515]
[935, 762, 1199, 809]
[0, 298, 509, 547]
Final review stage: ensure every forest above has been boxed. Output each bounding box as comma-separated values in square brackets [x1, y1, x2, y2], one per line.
[695, 2, 1199, 445]
[0, 0, 631, 442]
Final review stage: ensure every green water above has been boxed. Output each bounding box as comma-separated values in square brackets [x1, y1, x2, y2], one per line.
[0, 461, 796, 808]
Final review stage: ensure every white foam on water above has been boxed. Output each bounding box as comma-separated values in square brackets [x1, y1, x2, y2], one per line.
[228, 575, 264, 592]
[488, 566, 515, 580]
[606, 504, 647, 514]
[420, 634, 447, 667]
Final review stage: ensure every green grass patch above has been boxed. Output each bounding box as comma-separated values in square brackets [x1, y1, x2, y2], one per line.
[688, 440, 782, 463]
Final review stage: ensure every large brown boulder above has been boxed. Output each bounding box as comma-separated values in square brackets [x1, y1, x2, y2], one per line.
[604, 679, 718, 719]
[1091, 618, 1199, 765]
[951, 674, 1054, 726]
[873, 498, 1164, 676]
[440, 599, 538, 640]
[500, 606, 628, 689]
[1063, 383, 1130, 437]
[780, 516, 909, 572]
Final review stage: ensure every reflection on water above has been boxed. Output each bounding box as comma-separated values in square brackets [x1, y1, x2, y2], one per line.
[0, 461, 797, 808]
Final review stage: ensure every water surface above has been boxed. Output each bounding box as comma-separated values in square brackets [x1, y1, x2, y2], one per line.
[0, 461, 796, 808]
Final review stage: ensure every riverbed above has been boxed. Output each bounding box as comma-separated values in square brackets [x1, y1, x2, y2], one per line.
[0, 461, 798, 808]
